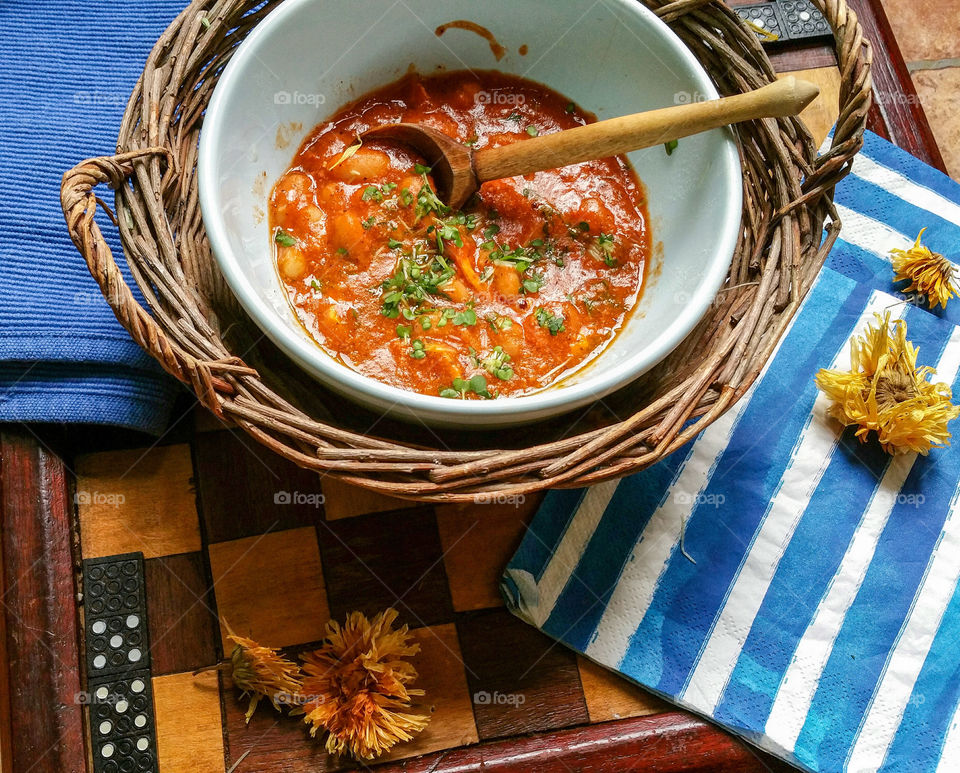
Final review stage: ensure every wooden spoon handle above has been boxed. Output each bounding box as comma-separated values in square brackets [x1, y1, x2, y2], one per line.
[472, 77, 819, 183]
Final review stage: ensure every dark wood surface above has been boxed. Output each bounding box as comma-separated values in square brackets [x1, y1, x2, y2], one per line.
[373, 711, 791, 772]
[0, 429, 86, 773]
[0, 1, 949, 771]
[0, 449, 11, 773]
[144, 552, 218, 676]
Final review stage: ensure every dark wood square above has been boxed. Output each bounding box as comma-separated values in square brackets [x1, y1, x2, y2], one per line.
[193, 429, 324, 543]
[144, 552, 217, 674]
[316, 506, 453, 629]
[456, 608, 589, 740]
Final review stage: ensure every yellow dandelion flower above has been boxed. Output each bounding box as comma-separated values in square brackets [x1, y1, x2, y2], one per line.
[891, 228, 957, 309]
[815, 311, 960, 455]
[297, 609, 430, 759]
[227, 633, 303, 724]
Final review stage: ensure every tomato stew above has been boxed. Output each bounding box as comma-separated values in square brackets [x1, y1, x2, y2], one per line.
[269, 70, 650, 400]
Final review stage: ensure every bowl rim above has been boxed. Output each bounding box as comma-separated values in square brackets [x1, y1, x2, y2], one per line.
[198, 0, 742, 422]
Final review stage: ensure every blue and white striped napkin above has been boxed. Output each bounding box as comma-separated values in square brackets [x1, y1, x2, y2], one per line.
[502, 131, 960, 773]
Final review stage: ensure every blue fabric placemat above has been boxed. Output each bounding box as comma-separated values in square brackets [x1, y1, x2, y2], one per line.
[0, 1, 186, 435]
[502, 132, 960, 773]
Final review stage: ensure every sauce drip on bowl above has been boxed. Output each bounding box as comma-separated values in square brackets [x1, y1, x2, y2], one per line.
[269, 70, 650, 400]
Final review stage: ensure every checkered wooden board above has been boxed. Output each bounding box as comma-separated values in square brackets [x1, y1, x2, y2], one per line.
[74, 415, 667, 772]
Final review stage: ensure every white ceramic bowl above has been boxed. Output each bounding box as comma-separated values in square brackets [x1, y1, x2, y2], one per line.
[198, 0, 742, 427]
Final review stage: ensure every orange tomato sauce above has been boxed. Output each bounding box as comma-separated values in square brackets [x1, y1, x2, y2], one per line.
[269, 70, 650, 400]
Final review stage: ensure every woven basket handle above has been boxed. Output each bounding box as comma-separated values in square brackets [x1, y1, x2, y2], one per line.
[60, 147, 251, 414]
[806, 0, 872, 186]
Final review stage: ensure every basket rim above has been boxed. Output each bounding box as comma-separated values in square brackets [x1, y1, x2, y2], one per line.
[60, 0, 872, 501]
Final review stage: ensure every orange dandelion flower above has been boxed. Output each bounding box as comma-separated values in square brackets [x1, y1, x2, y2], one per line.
[815, 311, 960, 455]
[297, 609, 430, 759]
[227, 634, 303, 724]
[891, 228, 957, 309]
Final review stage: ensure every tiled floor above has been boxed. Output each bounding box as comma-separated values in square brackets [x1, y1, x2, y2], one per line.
[881, 0, 960, 180]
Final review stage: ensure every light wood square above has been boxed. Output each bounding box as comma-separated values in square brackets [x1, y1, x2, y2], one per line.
[778, 67, 840, 147]
[153, 670, 224, 772]
[208, 527, 329, 650]
[77, 444, 201, 559]
[320, 477, 415, 520]
[577, 656, 667, 723]
[381, 623, 479, 761]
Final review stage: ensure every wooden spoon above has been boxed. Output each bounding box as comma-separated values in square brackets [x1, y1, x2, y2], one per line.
[363, 76, 819, 210]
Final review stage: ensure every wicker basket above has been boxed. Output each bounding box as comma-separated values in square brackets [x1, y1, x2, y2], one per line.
[61, 0, 871, 502]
